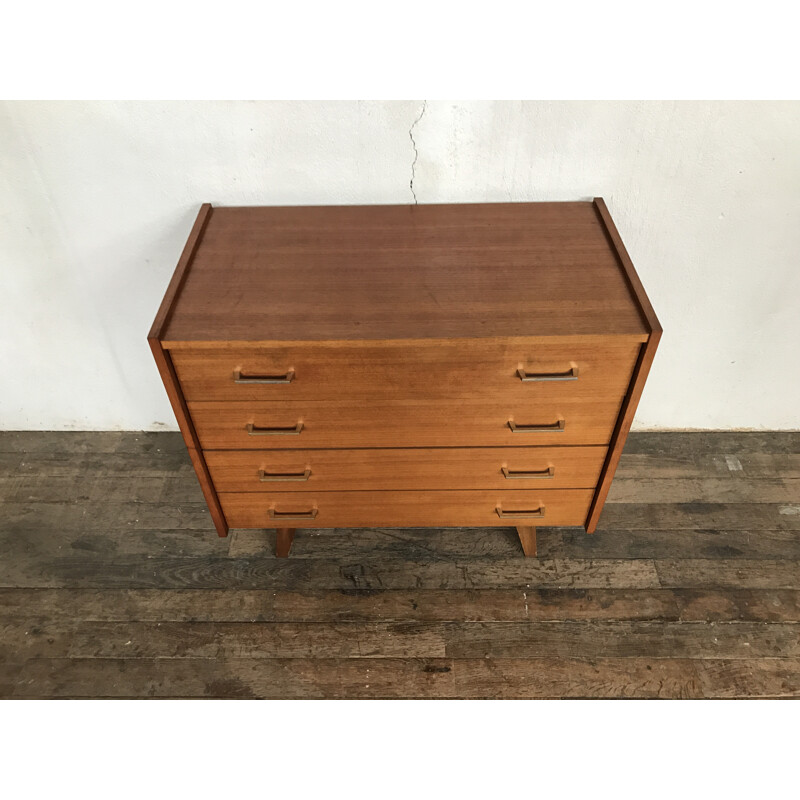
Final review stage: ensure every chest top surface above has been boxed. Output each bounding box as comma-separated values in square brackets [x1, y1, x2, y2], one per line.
[159, 201, 650, 344]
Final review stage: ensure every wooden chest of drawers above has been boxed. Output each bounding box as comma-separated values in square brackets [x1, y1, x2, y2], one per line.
[149, 200, 660, 557]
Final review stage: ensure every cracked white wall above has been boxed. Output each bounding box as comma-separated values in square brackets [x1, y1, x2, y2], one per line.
[1, 100, 798, 430]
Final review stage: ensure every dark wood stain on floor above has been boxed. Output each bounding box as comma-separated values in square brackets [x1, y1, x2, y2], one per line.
[1, 431, 799, 699]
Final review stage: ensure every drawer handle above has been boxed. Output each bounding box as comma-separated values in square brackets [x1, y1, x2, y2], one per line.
[496, 505, 545, 519]
[246, 422, 304, 436]
[517, 366, 578, 382]
[234, 369, 295, 384]
[259, 468, 311, 482]
[502, 465, 555, 479]
[268, 507, 318, 520]
[508, 419, 565, 433]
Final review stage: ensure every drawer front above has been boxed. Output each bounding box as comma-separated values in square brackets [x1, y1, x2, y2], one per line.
[189, 399, 623, 449]
[220, 489, 594, 528]
[206, 446, 607, 492]
[171, 340, 639, 402]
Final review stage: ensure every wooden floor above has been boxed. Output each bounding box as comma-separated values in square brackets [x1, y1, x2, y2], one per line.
[1, 431, 799, 699]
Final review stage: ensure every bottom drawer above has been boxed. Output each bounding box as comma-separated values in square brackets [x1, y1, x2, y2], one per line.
[219, 489, 594, 529]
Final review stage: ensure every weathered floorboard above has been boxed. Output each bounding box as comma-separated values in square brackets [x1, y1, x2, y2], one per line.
[4, 620, 798, 662]
[3, 587, 799, 623]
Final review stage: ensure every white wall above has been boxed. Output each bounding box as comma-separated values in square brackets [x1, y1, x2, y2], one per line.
[1, 100, 798, 431]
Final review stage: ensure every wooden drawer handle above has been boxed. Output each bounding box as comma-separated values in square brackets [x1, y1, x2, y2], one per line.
[259, 468, 311, 482]
[234, 368, 295, 384]
[517, 366, 578, 382]
[508, 419, 565, 433]
[502, 465, 555, 479]
[268, 507, 318, 520]
[246, 422, 304, 436]
[495, 505, 545, 519]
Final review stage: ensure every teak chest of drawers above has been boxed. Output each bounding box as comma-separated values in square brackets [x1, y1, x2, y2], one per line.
[149, 200, 660, 557]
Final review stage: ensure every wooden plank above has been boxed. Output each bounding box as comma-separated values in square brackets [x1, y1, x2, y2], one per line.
[0, 555, 661, 590]
[597, 502, 800, 530]
[0, 452, 193, 481]
[0, 588, 680, 623]
[0, 621, 448, 660]
[615, 452, 800, 479]
[539, 527, 800, 561]
[2, 657, 458, 699]
[8, 656, 798, 699]
[0, 657, 696, 700]
[0, 524, 228, 565]
[453, 658, 703, 699]
[0, 501, 214, 532]
[621, 431, 800, 456]
[3, 588, 798, 624]
[0, 431, 187, 457]
[655, 559, 800, 589]
[443, 621, 800, 659]
[0, 475, 205, 504]
[694, 659, 800, 698]
[674, 589, 800, 622]
[606, 477, 800, 504]
[5, 619, 799, 662]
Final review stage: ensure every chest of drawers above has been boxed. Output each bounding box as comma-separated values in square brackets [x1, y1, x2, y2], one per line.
[149, 200, 660, 557]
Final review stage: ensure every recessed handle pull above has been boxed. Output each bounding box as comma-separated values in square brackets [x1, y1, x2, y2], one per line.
[508, 419, 565, 433]
[268, 507, 318, 520]
[259, 468, 311, 482]
[496, 505, 545, 519]
[517, 366, 578, 382]
[502, 465, 555, 479]
[246, 422, 304, 436]
[234, 369, 295, 384]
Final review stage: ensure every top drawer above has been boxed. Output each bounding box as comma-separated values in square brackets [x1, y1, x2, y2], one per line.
[170, 339, 640, 402]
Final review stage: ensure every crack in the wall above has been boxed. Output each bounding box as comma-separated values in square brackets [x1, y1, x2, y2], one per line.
[408, 100, 427, 204]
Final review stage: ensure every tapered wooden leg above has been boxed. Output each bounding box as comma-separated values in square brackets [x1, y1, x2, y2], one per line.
[275, 528, 295, 558]
[516, 526, 537, 557]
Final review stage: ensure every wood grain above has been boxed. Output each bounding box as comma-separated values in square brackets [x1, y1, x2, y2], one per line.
[6, 587, 800, 623]
[7, 656, 798, 699]
[161, 202, 648, 343]
[204, 445, 607, 492]
[219, 489, 594, 529]
[6, 619, 798, 661]
[189, 398, 624, 449]
[170, 339, 639, 402]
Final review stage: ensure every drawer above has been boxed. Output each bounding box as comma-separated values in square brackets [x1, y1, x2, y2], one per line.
[189, 398, 624, 449]
[171, 339, 639, 402]
[219, 488, 594, 528]
[206, 446, 607, 492]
